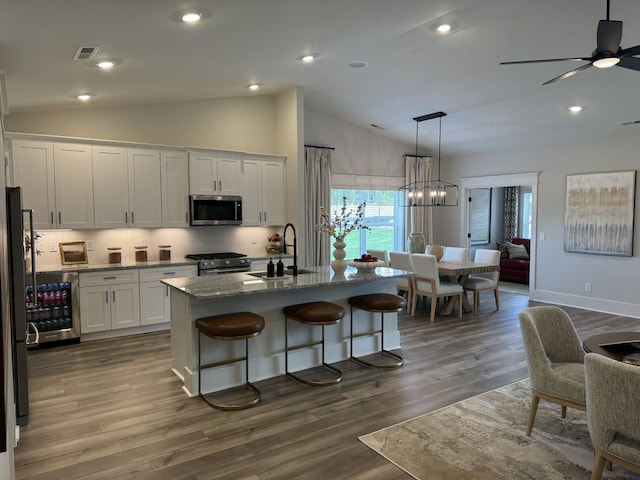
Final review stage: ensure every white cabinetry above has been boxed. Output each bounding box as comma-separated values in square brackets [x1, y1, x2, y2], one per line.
[79, 269, 140, 333]
[189, 150, 242, 195]
[161, 150, 190, 227]
[242, 155, 285, 226]
[93, 146, 162, 228]
[139, 265, 197, 326]
[12, 139, 94, 229]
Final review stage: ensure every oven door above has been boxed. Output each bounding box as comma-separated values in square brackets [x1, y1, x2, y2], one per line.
[200, 267, 251, 275]
[190, 195, 242, 226]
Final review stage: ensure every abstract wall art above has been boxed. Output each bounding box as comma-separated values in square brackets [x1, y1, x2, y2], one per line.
[564, 170, 636, 256]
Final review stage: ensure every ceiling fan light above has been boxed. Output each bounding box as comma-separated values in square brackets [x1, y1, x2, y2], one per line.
[593, 57, 620, 68]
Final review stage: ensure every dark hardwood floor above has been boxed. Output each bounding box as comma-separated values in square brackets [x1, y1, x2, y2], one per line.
[14, 292, 640, 480]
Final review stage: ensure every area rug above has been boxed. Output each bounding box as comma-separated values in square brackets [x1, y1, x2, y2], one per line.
[498, 281, 530, 295]
[359, 380, 640, 480]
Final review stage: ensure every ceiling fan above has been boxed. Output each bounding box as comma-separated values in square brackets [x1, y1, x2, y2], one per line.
[500, 0, 640, 85]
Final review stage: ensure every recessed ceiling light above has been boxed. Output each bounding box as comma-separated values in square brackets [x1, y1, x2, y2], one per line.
[248, 83, 261, 91]
[348, 60, 368, 68]
[77, 94, 92, 101]
[568, 105, 583, 114]
[436, 23, 452, 33]
[181, 11, 202, 23]
[301, 54, 317, 63]
[96, 60, 116, 70]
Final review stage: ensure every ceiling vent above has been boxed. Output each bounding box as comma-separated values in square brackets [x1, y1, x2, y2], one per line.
[620, 119, 640, 126]
[73, 46, 100, 60]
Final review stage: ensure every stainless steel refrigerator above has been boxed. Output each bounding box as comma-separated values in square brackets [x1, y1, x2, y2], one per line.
[6, 187, 39, 426]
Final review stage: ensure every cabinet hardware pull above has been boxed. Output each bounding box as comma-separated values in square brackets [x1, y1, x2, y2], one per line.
[125, 211, 128, 223]
[163, 272, 176, 275]
[218, 180, 222, 191]
[112, 291, 116, 302]
[165, 285, 169, 297]
[105, 291, 109, 303]
[50, 212, 54, 224]
[264, 211, 267, 222]
[103, 276, 117, 280]
[58, 212, 62, 224]
[131, 211, 135, 223]
[213, 180, 216, 191]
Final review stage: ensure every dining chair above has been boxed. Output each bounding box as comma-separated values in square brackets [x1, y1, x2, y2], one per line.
[442, 246, 469, 262]
[518, 306, 586, 436]
[584, 352, 640, 480]
[463, 248, 501, 314]
[366, 249, 389, 266]
[409, 253, 463, 321]
[388, 251, 413, 310]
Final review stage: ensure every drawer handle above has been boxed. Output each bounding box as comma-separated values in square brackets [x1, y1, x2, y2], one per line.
[103, 276, 117, 280]
[163, 272, 176, 276]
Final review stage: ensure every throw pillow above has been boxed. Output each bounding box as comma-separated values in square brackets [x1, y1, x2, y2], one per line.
[506, 242, 529, 260]
[496, 242, 509, 258]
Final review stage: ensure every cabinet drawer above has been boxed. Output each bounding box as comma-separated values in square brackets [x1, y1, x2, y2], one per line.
[139, 265, 197, 282]
[79, 269, 140, 287]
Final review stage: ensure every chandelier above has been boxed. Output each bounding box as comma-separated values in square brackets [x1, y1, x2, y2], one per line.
[400, 111, 459, 207]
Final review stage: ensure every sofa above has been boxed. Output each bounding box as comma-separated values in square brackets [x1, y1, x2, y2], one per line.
[497, 237, 530, 284]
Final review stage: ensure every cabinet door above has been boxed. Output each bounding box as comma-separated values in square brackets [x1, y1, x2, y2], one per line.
[216, 154, 242, 194]
[262, 161, 285, 226]
[139, 281, 169, 326]
[241, 159, 262, 226]
[79, 286, 111, 333]
[11, 140, 56, 229]
[54, 143, 94, 229]
[92, 145, 129, 228]
[110, 283, 140, 330]
[128, 148, 162, 228]
[189, 153, 216, 195]
[161, 151, 189, 227]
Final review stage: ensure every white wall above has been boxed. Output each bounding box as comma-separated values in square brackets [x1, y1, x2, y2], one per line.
[5, 95, 279, 154]
[441, 130, 640, 319]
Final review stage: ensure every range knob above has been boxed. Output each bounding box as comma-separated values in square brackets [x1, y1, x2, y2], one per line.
[224, 260, 231, 265]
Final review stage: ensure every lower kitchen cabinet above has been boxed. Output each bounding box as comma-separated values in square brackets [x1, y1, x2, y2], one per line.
[79, 269, 140, 334]
[139, 265, 196, 326]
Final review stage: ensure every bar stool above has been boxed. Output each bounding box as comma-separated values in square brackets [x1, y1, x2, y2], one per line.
[348, 293, 405, 368]
[195, 311, 265, 410]
[283, 301, 345, 386]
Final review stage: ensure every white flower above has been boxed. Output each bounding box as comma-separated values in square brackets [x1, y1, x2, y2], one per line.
[315, 196, 370, 240]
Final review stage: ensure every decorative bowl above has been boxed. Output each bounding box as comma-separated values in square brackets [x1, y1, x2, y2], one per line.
[347, 260, 385, 272]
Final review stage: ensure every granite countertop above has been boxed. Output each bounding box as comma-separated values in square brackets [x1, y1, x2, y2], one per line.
[162, 265, 408, 300]
[34, 259, 198, 275]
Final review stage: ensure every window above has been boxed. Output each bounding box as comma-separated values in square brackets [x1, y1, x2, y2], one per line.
[519, 189, 532, 239]
[330, 188, 405, 260]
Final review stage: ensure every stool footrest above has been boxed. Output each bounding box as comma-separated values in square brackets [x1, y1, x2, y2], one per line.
[287, 363, 343, 386]
[200, 382, 261, 411]
[351, 350, 404, 369]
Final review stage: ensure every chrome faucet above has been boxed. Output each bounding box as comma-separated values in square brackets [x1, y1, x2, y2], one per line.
[283, 223, 297, 276]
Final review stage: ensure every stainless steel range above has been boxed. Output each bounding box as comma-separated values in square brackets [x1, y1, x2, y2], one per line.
[185, 252, 251, 275]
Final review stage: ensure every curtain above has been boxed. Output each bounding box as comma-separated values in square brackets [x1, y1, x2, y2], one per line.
[304, 146, 333, 266]
[504, 186, 520, 241]
[404, 155, 434, 247]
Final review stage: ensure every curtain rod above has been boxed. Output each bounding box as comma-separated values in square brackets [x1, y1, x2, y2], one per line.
[304, 144, 335, 150]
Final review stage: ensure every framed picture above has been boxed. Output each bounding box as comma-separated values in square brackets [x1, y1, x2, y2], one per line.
[564, 170, 636, 256]
[59, 241, 89, 265]
[469, 188, 492, 245]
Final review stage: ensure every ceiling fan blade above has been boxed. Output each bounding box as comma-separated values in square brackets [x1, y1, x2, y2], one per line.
[618, 55, 640, 71]
[596, 19, 622, 53]
[619, 44, 640, 58]
[500, 57, 587, 65]
[542, 63, 593, 85]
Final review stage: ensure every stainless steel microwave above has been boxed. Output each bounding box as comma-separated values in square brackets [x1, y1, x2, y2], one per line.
[189, 195, 242, 226]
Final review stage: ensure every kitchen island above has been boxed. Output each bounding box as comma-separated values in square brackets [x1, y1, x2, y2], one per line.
[163, 266, 409, 397]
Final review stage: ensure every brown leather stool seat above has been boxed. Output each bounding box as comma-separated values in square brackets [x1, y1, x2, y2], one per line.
[284, 301, 345, 386]
[348, 293, 405, 369]
[196, 312, 265, 410]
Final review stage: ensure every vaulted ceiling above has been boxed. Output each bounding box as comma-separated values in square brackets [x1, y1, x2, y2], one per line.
[2, 0, 640, 155]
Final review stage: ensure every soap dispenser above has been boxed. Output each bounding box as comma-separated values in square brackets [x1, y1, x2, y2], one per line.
[276, 257, 284, 277]
[267, 258, 275, 277]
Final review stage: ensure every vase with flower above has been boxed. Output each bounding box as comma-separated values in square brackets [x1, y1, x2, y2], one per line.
[315, 196, 370, 274]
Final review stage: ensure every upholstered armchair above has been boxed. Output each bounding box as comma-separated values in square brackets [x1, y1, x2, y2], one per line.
[518, 306, 586, 436]
[585, 353, 640, 480]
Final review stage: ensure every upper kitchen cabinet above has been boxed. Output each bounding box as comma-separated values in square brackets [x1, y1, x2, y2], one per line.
[161, 150, 189, 227]
[93, 146, 162, 229]
[11, 139, 94, 229]
[242, 154, 286, 226]
[188, 150, 242, 195]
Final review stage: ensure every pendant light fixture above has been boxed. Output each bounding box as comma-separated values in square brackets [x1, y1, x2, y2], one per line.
[400, 111, 459, 207]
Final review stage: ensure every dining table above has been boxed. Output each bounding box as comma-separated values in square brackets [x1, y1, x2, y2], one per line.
[582, 331, 640, 364]
[437, 260, 500, 314]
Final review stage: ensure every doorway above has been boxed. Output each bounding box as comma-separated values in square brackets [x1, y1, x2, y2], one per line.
[459, 172, 540, 291]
